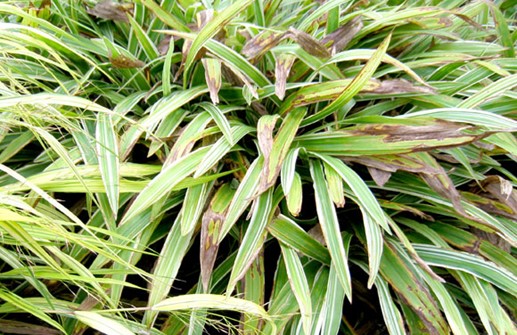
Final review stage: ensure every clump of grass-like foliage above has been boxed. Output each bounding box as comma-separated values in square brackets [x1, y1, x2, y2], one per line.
[0, 0, 516, 334]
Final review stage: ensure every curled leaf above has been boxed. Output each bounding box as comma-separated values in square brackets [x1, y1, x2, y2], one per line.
[411, 152, 473, 220]
[451, 13, 484, 30]
[279, 79, 376, 114]
[421, 171, 465, 215]
[465, 175, 517, 221]
[167, 112, 212, 163]
[87, 0, 133, 22]
[251, 102, 268, 116]
[243, 27, 332, 61]
[481, 176, 515, 205]
[152, 294, 270, 319]
[380, 200, 434, 221]
[74, 311, 134, 335]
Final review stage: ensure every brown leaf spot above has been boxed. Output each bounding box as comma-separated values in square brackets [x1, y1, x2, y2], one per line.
[202, 58, 222, 104]
[200, 213, 223, 292]
[345, 154, 439, 174]
[354, 120, 473, 142]
[275, 54, 296, 100]
[381, 200, 434, 221]
[453, 13, 484, 30]
[421, 172, 467, 217]
[242, 30, 286, 59]
[471, 227, 511, 252]
[109, 54, 145, 68]
[287, 28, 331, 58]
[257, 116, 280, 193]
[363, 79, 435, 95]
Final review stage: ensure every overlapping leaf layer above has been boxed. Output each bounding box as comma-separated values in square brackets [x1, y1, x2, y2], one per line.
[0, 0, 515, 334]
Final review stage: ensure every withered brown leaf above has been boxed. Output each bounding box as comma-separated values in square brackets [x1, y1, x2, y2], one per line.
[38, 0, 51, 11]
[87, 0, 133, 22]
[200, 184, 235, 292]
[345, 154, 440, 174]
[465, 175, 517, 221]
[354, 120, 476, 143]
[242, 30, 287, 60]
[196, 9, 214, 29]
[321, 16, 363, 54]
[0, 320, 61, 335]
[275, 54, 296, 100]
[481, 175, 516, 206]
[349, 152, 469, 218]
[287, 28, 331, 58]
[243, 27, 332, 60]
[367, 166, 392, 187]
[221, 63, 258, 99]
[257, 115, 280, 193]
[463, 192, 516, 221]
[158, 35, 173, 56]
[471, 227, 511, 252]
[308, 224, 326, 247]
[175, 10, 215, 81]
[202, 58, 222, 104]
[200, 207, 224, 292]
